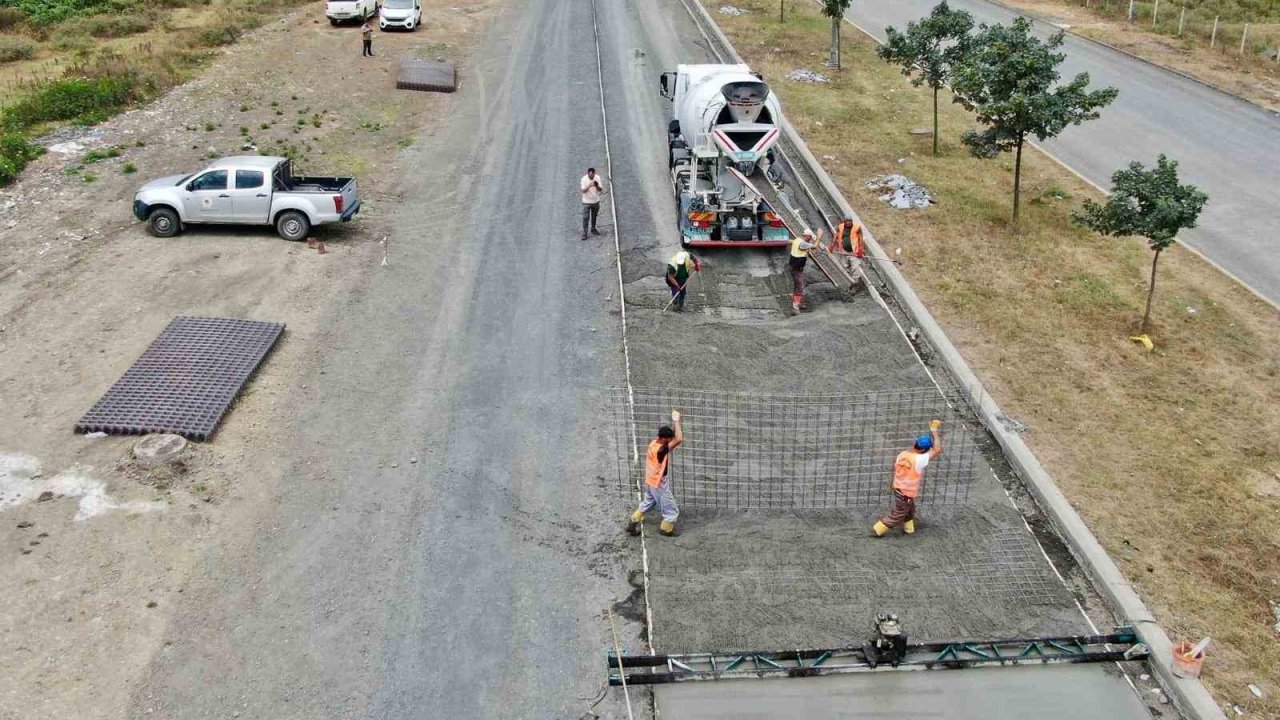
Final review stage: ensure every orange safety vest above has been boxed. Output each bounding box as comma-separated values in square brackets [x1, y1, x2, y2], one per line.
[834, 221, 865, 258]
[892, 450, 924, 498]
[645, 439, 670, 488]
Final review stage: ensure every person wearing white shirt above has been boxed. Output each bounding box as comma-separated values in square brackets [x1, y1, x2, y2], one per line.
[580, 168, 606, 239]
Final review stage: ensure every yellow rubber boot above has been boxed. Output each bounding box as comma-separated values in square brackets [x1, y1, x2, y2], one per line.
[904, 520, 916, 535]
[872, 521, 890, 537]
[625, 510, 644, 536]
[659, 520, 678, 537]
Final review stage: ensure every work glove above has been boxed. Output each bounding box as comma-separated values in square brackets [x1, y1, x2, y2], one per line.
[930, 419, 943, 431]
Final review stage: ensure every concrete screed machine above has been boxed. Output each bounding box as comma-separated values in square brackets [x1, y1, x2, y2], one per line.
[659, 64, 791, 249]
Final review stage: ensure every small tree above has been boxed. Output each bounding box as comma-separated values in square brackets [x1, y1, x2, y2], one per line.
[951, 17, 1117, 223]
[1073, 155, 1208, 335]
[821, 0, 854, 69]
[878, 2, 974, 155]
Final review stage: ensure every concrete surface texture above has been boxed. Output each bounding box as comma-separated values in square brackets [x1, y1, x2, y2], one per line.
[655, 664, 1153, 719]
[608, 1, 1151, 718]
[852, 0, 1280, 306]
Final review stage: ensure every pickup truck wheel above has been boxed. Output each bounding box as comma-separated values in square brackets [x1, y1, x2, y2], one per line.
[276, 210, 311, 242]
[147, 208, 182, 238]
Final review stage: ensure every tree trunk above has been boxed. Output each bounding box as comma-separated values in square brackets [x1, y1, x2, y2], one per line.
[1141, 247, 1161, 335]
[1012, 137, 1024, 224]
[932, 86, 939, 155]
[829, 17, 840, 68]
[779, 0, 784, 22]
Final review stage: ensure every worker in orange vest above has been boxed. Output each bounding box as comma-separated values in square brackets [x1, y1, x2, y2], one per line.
[626, 410, 684, 537]
[873, 419, 943, 537]
[832, 217, 864, 258]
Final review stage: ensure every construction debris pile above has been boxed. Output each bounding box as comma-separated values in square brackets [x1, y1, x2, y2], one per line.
[867, 174, 933, 209]
[718, 5, 744, 15]
[787, 69, 830, 84]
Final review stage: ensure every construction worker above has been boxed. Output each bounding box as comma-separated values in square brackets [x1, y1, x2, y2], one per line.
[580, 167, 606, 239]
[832, 217, 864, 258]
[626, 410, 684, 537]
[873, 419, 943, 537]
[666, 250, 701, 312]
[789, 228, 823, 314]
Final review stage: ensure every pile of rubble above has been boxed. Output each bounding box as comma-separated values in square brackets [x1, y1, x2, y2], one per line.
[866, 174, 933, 209]
[787, 69, 830, 84]
[719, 5, 744, 15]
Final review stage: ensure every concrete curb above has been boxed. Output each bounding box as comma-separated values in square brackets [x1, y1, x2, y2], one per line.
[687, 3, 1226, 719]
[978, 0, 1280, 117]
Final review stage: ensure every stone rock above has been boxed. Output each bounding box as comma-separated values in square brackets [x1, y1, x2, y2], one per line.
[133, 434, 188, 466]
[37, 491, 53, 502]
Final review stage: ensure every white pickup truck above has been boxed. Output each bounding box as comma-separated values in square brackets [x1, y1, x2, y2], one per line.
[132, 156, 360, 241]
[326, 0, 376, 24]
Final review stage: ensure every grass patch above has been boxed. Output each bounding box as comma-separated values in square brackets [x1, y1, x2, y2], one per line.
[0, 35, 38, 63]
[55, 12, 152, 39]
[711, 0, 1280, 714]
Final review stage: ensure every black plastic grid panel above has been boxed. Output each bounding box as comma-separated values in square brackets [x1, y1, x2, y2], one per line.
[612, 386, 978, 509]
[75, 316, 285, 441]
[395, 60, 457, 92]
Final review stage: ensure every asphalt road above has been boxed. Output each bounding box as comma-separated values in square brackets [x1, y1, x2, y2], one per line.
[851, 0, 1280, 306]
[127, 0, 663, 716]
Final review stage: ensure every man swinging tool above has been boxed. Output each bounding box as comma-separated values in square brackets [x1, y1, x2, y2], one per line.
[665, 250, 702, 312]
[626, 410, 684, 537]
[789, 228, 823, 314]
[873, 419, 943, 537]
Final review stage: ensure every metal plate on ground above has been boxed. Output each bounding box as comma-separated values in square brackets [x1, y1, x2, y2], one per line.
[76, 316, 285, 441]
[396, 60, 456, 92]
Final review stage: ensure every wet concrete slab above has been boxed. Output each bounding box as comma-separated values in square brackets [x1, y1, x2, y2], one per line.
[656, 664, 1153, 719]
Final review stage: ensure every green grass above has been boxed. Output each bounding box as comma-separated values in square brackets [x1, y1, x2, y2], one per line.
[0, 35, 38, 63]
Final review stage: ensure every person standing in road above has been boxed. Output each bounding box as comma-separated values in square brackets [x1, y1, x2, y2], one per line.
[361, 20, 374, 57]
[580, 167, 606, 239]
[873, 420, 943, 537]
[626, 410, 684, 537]
[665, 250, 701, 312]
[789, 228, 822, 314]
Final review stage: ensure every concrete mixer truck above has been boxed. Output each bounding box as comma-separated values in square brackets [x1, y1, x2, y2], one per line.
[659, 63, 790, 248]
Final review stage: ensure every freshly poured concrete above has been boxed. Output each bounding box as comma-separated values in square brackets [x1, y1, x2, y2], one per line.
[656, 664, 1153, 719]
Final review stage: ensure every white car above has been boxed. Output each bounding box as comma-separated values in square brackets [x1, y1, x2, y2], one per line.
[326, 0, 376, 25]
[379, 0, 421, 31]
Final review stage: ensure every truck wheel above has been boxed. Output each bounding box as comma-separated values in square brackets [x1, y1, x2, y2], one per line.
[276, 211, 311, 242]
[329, 17, 338, 25]
[147, 207, 181, 238]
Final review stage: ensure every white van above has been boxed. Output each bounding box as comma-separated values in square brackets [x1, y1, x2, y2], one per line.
[325, 0, 376, 25]
[379, 0, 421, 31]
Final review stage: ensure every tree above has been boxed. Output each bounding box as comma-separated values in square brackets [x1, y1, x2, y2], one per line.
[950, 17, 1117, 223]
[1073, 155, 1208, 335]
[820, 0, 853, 69]
[878, 2, 974, 155]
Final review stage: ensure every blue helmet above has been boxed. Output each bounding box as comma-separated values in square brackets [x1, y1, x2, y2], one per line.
[915, 435, 933, 451]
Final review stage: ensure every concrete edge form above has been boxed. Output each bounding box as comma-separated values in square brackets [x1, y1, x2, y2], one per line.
[684, 2, 1226, 718]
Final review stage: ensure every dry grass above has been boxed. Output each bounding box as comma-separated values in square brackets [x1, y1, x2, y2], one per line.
[709, 0, 1280, 713]
[998, 0, 1280, 112]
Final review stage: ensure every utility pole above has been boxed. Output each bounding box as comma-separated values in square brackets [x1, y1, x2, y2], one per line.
[1210, 16, 1218, 48]
[1152, 0, 1159, 27]
[1177, 6, 1185, 36]
[1240, 23, 1249, 54]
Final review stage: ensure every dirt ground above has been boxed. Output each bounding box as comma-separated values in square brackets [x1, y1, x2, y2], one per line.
[997, 0, 1280, 112]
[0, 2, 490, 717]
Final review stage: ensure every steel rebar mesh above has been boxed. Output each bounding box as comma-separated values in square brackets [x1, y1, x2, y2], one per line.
[612, 386, 978, 509]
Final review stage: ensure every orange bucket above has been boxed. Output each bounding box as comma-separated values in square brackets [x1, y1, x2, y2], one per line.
[1171, 641, 1205, 678]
